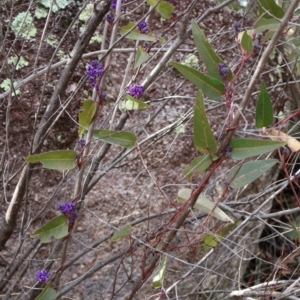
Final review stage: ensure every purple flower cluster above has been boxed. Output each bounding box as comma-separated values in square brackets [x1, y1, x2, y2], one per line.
[85, 60, 105, 88]
[218, 63, 229, 81]
[111, 0, 125, 12]
[106, 13, 115, 24]
[58, 201, 78, 225]
[58, 201, 76, 214]
[128, 84, 143, 98]
[77, 138, 86, 149]
[36, 269, 50, 283]
[233, 21, 240, 36]
[137, 21, 149, 34]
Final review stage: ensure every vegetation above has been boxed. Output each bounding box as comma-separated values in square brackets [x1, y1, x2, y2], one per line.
[1, 0, 300, 299]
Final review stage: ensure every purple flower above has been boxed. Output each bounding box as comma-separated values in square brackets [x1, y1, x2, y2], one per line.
[58, 202, 76, 214]
[36, 269, 50, 283]
[253, 43, 262, 53]
[58, 202, 78, 224]
[218, 63, 229, 81]
[233, 21, 240, 36]
[77, 138, 86, 149]
[137, 21, 149, 34]
[69, 211, 79, 225]
[85, 60, 105, 88]
[128, 84, 143, 98]
[256, 32, 263, 44]
[106, 14, 115, 24]
[111, 0, 125, 12]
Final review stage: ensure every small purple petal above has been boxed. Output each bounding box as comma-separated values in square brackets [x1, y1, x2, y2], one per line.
[58, 202, 76, 214]
[128, 84, 144, 98]
[36, 269, 50, 283]
[137, 20, 149, 34]
[85, 60, 105, 88]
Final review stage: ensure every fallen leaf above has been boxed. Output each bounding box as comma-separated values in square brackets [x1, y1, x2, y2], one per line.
[267, 129, 300, 152]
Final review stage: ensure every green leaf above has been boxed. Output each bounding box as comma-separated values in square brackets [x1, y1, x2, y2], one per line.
[146, 0, 157, 5]
[258, 0, 284, 18]
[93, 130, 136, 148]
[78, 99, 97, 137]
[156, 1, 174, 20]
[229, 159, 278, 189]
[191, 20, 232, 81]
[201, 220, 239, 250]
[119, 95, 149, 110]
[193, 90, 217, 154]
[111, 224, 132, 241]
[120, 22, 156, 41]
[255, 82, 274, 128]
[230, 139, 285, 160]
[177, 188, 234, 223]
[134, 46, 150, 68]
[24, 150, 77, 170]
[254, 17, 280, 34]
[34, 282, 57, 300]
[184, 154, 212, 179]
[240, 31, 253, 55]
[170, 62, 224, 100]
[152, 255, 167, 288]
[31, 215, 69, 243]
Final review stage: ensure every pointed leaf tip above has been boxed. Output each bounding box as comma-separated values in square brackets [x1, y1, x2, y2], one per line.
[93, 129, 137, 148]
[170, 61, 224, 100]
[255, 82, 273, 128]
[193, 90, 217, 155]
[230, 139, 285, 160]
[229, 159, 278, 188]
[24, 150, 77, 170]
[31, 215, 69, 243]
[191, 20, 233, 81]
[78, 99, 97, 137]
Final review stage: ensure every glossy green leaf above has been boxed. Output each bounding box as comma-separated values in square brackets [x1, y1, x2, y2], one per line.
[25, 150, 77, 170]
[78, 99, 97, 137]
[119, 95, 149, 110]
[34, 282, 57, 300]
[201, 220, 238, 250]
[31, 215, 68, 243]
[255, 82, 274, 128]
[156, 1, 174, 20]
[240, 31, 253, 55]
[178, 188, 234, 223]
[258, 0, 284, 18]
[93, 130, 136, 148]
[254, 17, 280, 34]
[229, 159, 278, 189]
[184, 154, 212, 179]
[170, 62, 224, 100]
[193, 90, 217, 154]
[230, 139, 285, 160]
[134, 46, 150, 68]
[111, 224, 132, 241]
[191, 20, 232, 81]
[120, 22, 156, 41]
[152, 255, 167, 288]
